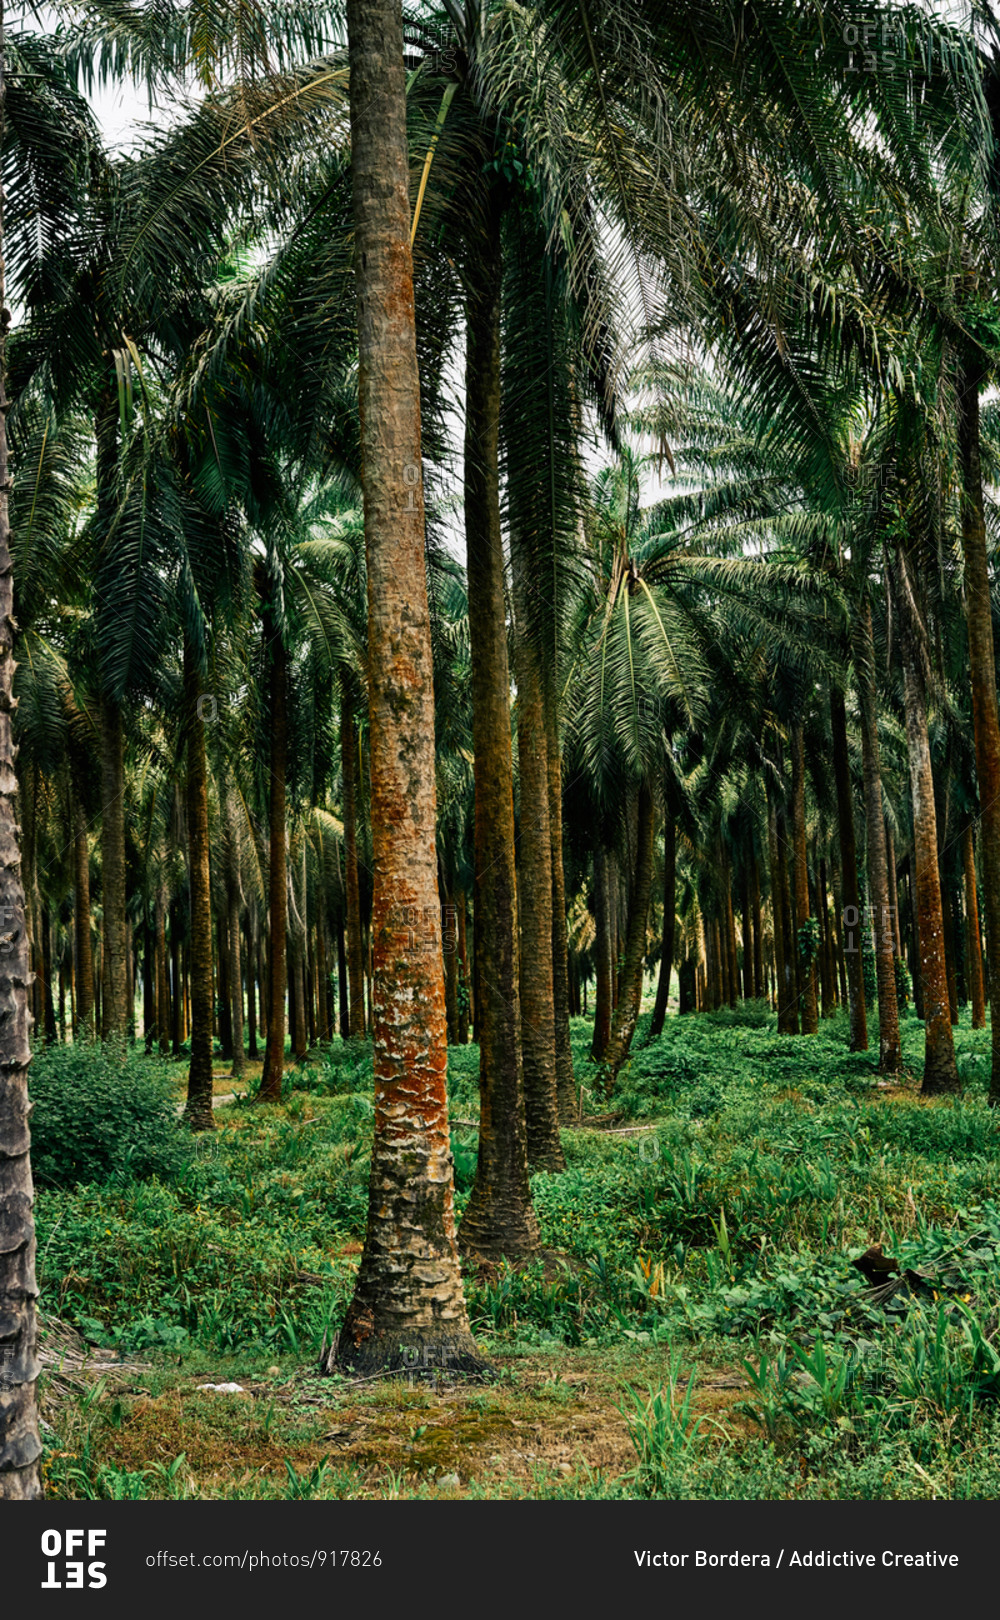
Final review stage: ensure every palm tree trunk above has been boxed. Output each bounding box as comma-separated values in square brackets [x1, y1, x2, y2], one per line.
[455, 187, 538, 1263]
[442, 871, 458, 1045]
[791, 721, 819, 1033]
[456, 888, 470, 1045]
[341, 694, 366, 1039]
[830, 683, 868, 1050]
[768, 790, 798, 1034]
[222, 792, 245, 1077]
[333, 0, 482, 1373]
[291, 932, 307, 1060]
[0, 46, 42, 1485]
[260, 622, 288, 1101]
[316, 912, 331, 1043]
[817, 857, 834, 1015]
[169, 900, 181, 1054]
[959, 357, 1000, 1099]
[740, 869, 752, 1000]
[246, 913, 258, 1058]
[544, 695, 576, 1121]
[724, 851, 739, 1006]
[602, 780, 655, 1078]
[154, 888, 170, 1056]
[941, 876, 959, 1025]
[335, 900, 348, 1039]
[99, 697, 129, 1041]
[182, 643, 215, 1128]
[828, 868, 842, 1008]
[228, 891, 245, 1078]
[142, 917, 154, 1050]
[216, 913, 231, 1058]
[752, 854, 764, 998]
[591, 844, 613, 1060]
[964, 824, 986, 1030]
[886, 824, 902, 957]
[893, 561, 959, 1094]
[714, 913, 726, 1008]
[609, 851, 620, 1007]
[72, 792, 95, 1036]
[853, 600, 900, 1071]
[513, 574, 563, 1171]
[649, 812, 676, 1037]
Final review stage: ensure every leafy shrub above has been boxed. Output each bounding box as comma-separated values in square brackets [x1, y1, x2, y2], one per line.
[29, 1045, 192, 1189]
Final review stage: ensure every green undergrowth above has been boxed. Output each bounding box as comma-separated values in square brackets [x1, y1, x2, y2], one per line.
[31, 1002, 1000, 1497]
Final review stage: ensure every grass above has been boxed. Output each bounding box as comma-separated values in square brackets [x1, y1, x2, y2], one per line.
[30, 995, 1000, 1498]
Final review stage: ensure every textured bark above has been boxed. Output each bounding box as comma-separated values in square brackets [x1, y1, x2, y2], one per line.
[333, 0, 482, 1374]
[260, 622, 288, 1101]
[308, 938, 317, 1046]
[768, 791, 798, 1034]
[72, 792, 95, 1036]
[455, 187, 538, 1264]
[591, 844, 613, 1060]
[216, 913, 231, 1058]
[341, 695, 366, 1039]
[904, 860, 923, 1020]
[544, 696, 576, 1121]
[713, 914, 726, 1008]
[442, 872, 458, 1045]
[894, 567, 959, 1095]
[609, 850, 620, 1007]
[790, 722, 818, 1033]
[831, 854, 848, 1006]
[223, 794, 246, 1077]
[316, 913, 331, 1043]
[941, 877, 959, 1025]
[854, 601, 900, 1071]
[335, 901, 348, 1039]
[959, 359, 1000, 1099]
[0, 77, 42, 1486]
[99, 697, 129, 1041]
[964, 824, 986, 1030]
[246, 915, 258, 1057]
[751, 855, 764, 999]
[886, 824, 903, 957]
[169, 900, 182, 1052]
[830, 684, 868, 1050]
[290, 933, 307, 1060]
[39, 905, 55, 1044]
[602, 781, 655, 1078]
[456, 889, 470, 1045]
[817, 858, 835, 1016]
[182, 645, 215, 1129]
[513, 589, 563, 1172]
[228, 899, 245, 1073]
[141, 918, 154, 1050]
[724, 856, 739, 1007]
[649, 814, 676, 1038]
[154, 889, 170, 1056]
[740, 869, 753, 1001]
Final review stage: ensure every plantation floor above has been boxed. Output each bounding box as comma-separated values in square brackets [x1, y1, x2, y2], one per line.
[32, 1000, 1000, 1498]
[38, 1324, 758, 1499]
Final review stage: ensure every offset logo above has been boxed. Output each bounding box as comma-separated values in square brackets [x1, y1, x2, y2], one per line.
[41, 1530, 108, 1590]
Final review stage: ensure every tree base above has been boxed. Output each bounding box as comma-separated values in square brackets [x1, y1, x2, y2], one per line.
[321, 1326, 493, 1381]
[921, 1066, 962, 1097]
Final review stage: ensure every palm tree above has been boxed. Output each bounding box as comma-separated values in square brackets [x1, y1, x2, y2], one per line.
[0, 0, 43, 1502]
[332, 0, 481, 1375]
